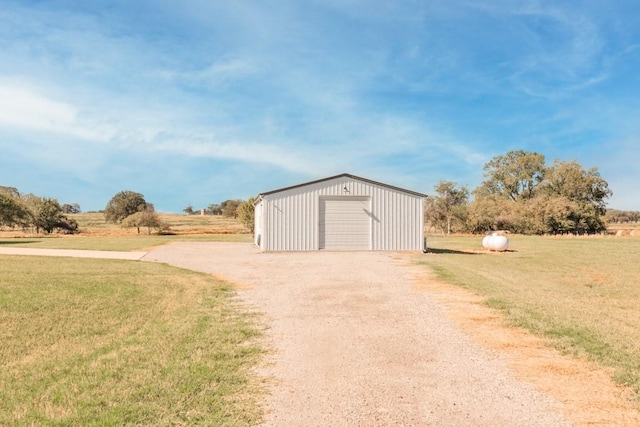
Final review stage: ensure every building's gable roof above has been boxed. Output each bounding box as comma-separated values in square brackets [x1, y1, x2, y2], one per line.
[259, 173, 427, 198]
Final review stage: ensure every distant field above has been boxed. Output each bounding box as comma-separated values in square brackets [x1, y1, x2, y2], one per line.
[418, 235, 640, 396]
[607, 223, 640, 231]
[72, 212, 250, 235]
[75, 212, 248, 235]
[0, 213, 252, 251]
[607, 222, 640, 237]
[0, 256, 264, 426]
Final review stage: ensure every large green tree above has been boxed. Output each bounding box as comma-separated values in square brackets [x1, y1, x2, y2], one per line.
[104, 191, 148, 223]
[31, 198, 69, 234]
[0, 189, 76, 233]
[540, 160, 611, 234]
[478, 150, 546, 201]
[465, 196, 513, 233]
[425, 181, 469, 235]
[542, 160, 611, 212]
[470, 152, 611, 235]
[0, 194, 30, 228]
[236, 197, 256, 232]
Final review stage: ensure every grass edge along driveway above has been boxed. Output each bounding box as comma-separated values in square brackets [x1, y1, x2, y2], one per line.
[419, 235, 640, 399]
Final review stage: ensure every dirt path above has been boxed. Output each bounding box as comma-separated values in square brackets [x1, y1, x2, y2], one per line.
[143, 243, 577, 426]
[0, 247, 148, 260]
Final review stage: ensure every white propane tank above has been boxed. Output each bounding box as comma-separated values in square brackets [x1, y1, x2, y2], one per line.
[484, 232, 509, 252]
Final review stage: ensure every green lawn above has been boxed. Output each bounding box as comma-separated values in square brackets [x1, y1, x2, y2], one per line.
[0, 256, 264, 426]
[0, 234, 252, 251]
[418, 235, 640, 395]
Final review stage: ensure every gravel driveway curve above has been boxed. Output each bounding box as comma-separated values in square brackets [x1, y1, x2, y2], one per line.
[144, 242, 572, 426]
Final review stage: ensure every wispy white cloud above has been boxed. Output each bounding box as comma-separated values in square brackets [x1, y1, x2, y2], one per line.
[505, 4, 609, 96]
[0, 80, 114, 143]
[152, 137, 319, 174]
[160, 56, 259, 89]
[0, 82, 76, 131]
[0, 0, 639, 210]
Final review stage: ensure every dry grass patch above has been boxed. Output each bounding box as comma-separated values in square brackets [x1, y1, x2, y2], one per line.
[71, 212, 249, 236]
[418, 235, 640, 398]
[410, 266, 640, 426]
[0, 255, 264, 426]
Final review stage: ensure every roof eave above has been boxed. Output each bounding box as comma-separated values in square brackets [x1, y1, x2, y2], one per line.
[259, 173, 427, 198]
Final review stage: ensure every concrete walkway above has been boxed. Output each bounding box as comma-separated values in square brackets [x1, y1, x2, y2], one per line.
[0, 247, 148, 260]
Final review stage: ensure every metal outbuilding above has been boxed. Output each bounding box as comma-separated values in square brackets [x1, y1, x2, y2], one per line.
[254, 173, 427, 251]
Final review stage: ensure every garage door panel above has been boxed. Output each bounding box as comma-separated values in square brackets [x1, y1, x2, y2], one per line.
[319, 197, 370, 250]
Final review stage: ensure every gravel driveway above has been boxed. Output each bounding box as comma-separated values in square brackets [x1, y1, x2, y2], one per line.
[144, 242, 571, 426]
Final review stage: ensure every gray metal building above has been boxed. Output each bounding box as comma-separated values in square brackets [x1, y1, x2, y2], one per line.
[254, 173, 426, 251]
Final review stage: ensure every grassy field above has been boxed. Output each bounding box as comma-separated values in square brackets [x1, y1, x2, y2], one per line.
[5, 211, 640, 420]
[70, 213, 250, 236]
[418, 235, 640, 396]
[0, 234, 252, 251]
[0, 213, 252, 251]
[0, 256, 264, 426]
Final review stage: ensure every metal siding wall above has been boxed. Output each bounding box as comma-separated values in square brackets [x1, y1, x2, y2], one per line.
[262, 176, 424, 251]
[263, 186, 318, 251]
[369, 184, 423, 251]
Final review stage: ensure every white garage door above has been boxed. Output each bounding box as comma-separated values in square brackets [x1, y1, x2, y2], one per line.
[319, 196, 371, 250]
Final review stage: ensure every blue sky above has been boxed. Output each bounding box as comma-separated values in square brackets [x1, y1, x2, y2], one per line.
[1, 0, 639, 212]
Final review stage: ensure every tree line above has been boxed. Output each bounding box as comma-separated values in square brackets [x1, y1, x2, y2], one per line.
[426, 150, 619, 235]
[183, 198, 255, 231]
[183, 200, 242, 217]
[0, 186, 79, 233]
[105, 192, 255, 234]
[2, 150, 636, 236]
[604, 209, 640, 224]
[0, 186, 256, 235]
